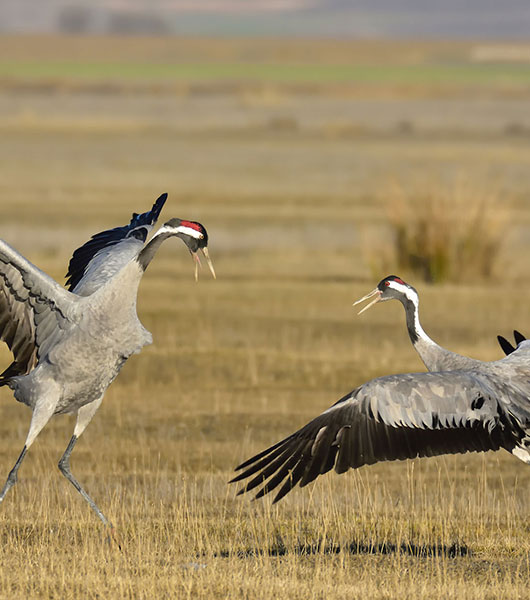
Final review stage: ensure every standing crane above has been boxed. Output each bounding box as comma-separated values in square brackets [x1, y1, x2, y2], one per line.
[0, 193, 215, 530]
[353, 275, 526, 370]
[231, 279, 530, 503]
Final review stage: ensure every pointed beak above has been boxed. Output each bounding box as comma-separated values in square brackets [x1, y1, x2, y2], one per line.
[201, 247, 216, 279]
[192, 252, 201, 282]
[353, 288, 382, 315]
[190, 248, 216, 282]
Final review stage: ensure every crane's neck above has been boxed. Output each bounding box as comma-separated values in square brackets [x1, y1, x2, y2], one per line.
[400, 293, 478, 371]
[88, 229, 182, 319]
[401, 294, 440, 369]
[89, 258, 145, 320]
[402, 295, 430, 342]
[136, 230, 174, 271]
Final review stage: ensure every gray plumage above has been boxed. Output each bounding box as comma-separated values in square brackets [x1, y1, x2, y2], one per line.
[232, 278, 530, 503]
[0, 194, 215, 529]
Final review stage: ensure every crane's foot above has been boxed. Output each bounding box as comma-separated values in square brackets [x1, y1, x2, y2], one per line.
[105, 524, 123, 551]
[0, 446, 27, 504]
[0, 473, 16, 503]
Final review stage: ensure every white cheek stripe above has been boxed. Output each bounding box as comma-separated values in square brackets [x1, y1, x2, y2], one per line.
[157, 224, 203, 240]
[388, 281, 416, 303]
[177, 225, 203, 239]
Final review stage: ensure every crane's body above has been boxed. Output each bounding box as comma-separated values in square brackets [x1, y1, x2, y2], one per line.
[232, 276, 530, 503]
[0, 194, 215, 530]
[9, 257, 151, 415]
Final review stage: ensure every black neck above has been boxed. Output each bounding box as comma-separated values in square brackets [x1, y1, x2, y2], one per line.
[403, 297, 419, 344]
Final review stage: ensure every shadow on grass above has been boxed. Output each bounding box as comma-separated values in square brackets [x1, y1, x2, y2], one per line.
[214, 540, 469, 559]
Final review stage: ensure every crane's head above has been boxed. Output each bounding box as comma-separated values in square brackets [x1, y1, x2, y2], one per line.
[161, 218, 216, 281]
[353, 275, 417, 314]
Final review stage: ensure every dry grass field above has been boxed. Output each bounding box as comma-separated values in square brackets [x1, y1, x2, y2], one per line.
[0, 36, 529, 599]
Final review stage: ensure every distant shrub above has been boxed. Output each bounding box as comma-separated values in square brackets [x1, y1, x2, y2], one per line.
[383, 178, 509, 283]
[504, 122, 529, 137]
[395, 120, 415, 136]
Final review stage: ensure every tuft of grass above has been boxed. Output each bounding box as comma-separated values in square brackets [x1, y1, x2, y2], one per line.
[382, 177, 510, 283]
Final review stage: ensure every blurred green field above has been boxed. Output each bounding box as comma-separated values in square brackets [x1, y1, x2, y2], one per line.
[2, 36, 530, 94]
[0, 35, 529, 599]
[1, 60, 530, 87]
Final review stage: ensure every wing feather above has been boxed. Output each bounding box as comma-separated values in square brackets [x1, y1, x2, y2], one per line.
[497, 330, 527, 356]
[0, 240, 79, 383]
[231, 441, 294, 485]
[65, 194, 167, 294]
[254, 446, 306, 500]
[513, 330, 526, 345]
[232, 370, 526, 502]
[236, 443, 298, 495]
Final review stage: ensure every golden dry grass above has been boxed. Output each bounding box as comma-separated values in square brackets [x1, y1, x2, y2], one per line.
[0, 35, 529, 599]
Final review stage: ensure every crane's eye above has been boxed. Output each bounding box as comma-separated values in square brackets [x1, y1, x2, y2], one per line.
[385, 281, 390, 287]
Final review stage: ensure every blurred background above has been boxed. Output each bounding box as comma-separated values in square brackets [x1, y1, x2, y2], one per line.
[2, 0, 530, 37]
[1, 0, 530, 284]
[1, 3, 530, 597]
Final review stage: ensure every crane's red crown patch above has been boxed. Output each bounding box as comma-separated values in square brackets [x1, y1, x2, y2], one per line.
[180, 220, 202, 232]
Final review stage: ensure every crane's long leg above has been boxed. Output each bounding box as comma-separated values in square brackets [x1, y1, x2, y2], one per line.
[58, 435, 110, 527]
[0, 395, 57, 504]
[57, 397, 111, 526]
[0, 446, 28, 503]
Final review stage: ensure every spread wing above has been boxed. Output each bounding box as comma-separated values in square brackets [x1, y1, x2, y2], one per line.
[65, 193, 167, 295]
[0, 240, 80, 384]
[231, 370, 526, 503]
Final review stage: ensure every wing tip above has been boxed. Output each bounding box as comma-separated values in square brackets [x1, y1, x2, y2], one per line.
[513, 329, 526, 344]
[132, 193, 167, 227]
[66, 194, 169, 290]
[497, 334, 515, 356]
[152, 193, 167, 214]
[228, 472, 245, 484]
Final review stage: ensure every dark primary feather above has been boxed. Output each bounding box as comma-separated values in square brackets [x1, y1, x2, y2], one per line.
[65, 193, 167, 291]
[231, 370, 526, 503]
[513, 330, 526, 345]
[497, 335, 515, 356]
[497, 330, 527, 356]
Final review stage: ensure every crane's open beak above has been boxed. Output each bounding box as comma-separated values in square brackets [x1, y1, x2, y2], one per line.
[192, 247, 216, 282]
[353, 288, 381, 314]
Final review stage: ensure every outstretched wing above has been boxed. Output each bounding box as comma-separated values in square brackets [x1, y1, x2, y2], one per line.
[65, 193, 167, 295]
[0, 240, 80, 384]
[231, 370, 524, 503]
